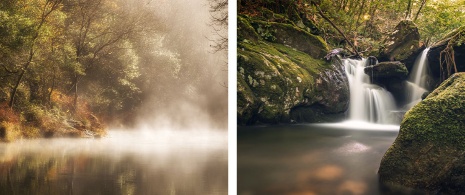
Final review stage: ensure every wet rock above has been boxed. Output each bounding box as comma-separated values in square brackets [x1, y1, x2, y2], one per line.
[366, 56, 378, 66]
[290, 59, 350, 123]
[379, 20, 420, 62]
[364, 61, 408, 79]
[379, 73, 465, 194]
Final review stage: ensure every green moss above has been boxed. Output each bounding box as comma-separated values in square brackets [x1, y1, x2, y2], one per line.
[271, 43, 329, 74]
[248, 20, 329, 59]
[238, 15, 260, 43]
[237, 11, 349, 125]
[379, 73, 465, 191]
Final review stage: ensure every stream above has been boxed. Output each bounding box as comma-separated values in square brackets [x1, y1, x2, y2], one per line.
[0, 130, 227, 195]
[238, 123, 427, 195]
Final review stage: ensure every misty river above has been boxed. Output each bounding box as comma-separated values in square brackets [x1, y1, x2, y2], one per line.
[0, 130, 227, 195]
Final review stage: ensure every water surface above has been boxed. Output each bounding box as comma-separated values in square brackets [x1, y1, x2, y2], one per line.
[238, 123, 425, 195]
[0, 130, 227, 195]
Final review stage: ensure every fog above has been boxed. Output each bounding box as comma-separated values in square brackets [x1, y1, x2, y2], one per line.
[127, 0, 228, 131]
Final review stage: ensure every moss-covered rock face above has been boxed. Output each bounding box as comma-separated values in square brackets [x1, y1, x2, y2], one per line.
[428, 26, 465, 78]
[364, 61, 408, 79]
[378, 73, 465, 194]
[248, 20, 329, 59]
[237, 16, 349, 125]
[238, 15, 260, 43]
[379, 20, 420, 62]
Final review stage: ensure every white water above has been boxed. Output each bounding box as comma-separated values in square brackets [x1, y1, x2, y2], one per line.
[404, 48, 430, 107]
[344, 59, 397, 124]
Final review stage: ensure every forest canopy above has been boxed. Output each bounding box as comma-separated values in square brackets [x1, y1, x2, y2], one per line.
[239, 0, 465, 54]
[0, 0, 227, 140]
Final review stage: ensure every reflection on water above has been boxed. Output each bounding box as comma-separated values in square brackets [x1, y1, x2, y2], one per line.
[238, 124, 424, 195]
[0, 130, 227, 195]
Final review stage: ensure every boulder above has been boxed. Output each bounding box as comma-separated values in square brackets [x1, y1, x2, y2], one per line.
[379, 73, 465, 194]
[250, 20, 329, 59]
[364, 61, 408, 79]
[428, 26, 465, 78]
[289, 58, 350, 123]
[379, 20, 421, 62]
[237, 16, 349, 125]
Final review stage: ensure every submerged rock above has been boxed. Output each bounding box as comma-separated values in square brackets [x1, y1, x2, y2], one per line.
[364, 61, 408, 79]
[378, 73, 465, 194]
[379, 20, 420, 62]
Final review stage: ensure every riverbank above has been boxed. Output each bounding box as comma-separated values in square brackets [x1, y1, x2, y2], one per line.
[0, 92, 106, 142]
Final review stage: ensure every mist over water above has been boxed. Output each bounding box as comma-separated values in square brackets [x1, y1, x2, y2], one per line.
[134, 0, 228, 131]
[0, 1, 228, 194]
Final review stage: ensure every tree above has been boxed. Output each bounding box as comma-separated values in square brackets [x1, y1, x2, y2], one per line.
[7, 0, 64, 108]
[208, 0, 228, 53]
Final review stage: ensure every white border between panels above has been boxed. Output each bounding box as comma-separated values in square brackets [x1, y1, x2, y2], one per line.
[228, 0, 238, 194]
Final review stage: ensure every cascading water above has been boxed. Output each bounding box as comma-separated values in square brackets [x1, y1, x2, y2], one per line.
[343, 58, 397, 124]
[404, 48, 431, 107]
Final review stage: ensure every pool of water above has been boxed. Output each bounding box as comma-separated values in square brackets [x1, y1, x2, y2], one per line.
[238, 122, 426, 195]
[0, 130, 227, 195]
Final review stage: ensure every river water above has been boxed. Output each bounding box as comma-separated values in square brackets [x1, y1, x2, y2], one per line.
[238, 123, 427, 195]
[0, 130, 227, 195]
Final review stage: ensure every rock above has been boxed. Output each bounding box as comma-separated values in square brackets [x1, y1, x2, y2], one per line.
[379, 20, 420, 62]
[421, 91, 430, 100]
[378, 73, 465, 194]
[428, 26, 465, 78]
[238, 15, 260, 43]
[325, 48, 344, 60]
[66, 119, 85, 130]
[367, 56, 378, 66]
[364, 61, 408, 79]
[250, 20, 329, 59]
[271, 22, 328, 59]
[290, 59, 350, 123]
[237, 17, 349, 125]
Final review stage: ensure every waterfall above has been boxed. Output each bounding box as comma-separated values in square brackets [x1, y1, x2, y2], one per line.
[404, 48, 430, 107]
[343, 58, 397, 124]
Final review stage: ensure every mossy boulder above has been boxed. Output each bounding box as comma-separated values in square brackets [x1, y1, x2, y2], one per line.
[270, 22, 328, 59]
[379, 20, 420, 62]
[238, 15, 260, 43]
[364, 61, 408, 79]
[237, 17, 349, 125]
[237, 42, 349, 125]
[428, 26, 465, 78]
[249, 20, 329, 59]
[379, 73, 465, 194]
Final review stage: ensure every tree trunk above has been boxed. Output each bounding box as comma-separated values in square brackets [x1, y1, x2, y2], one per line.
[8, 49, 34, 108]
[353, 0, 367, 32]
[8, 0, 62, 109]
[405, 0, 412, 19]
[73, 75, 78, 112]
[413, 0, 427, 22]
[47, 70, 56, 107]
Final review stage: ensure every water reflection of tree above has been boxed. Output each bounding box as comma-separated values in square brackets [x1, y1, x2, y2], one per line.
[0, 151, 227, 194]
